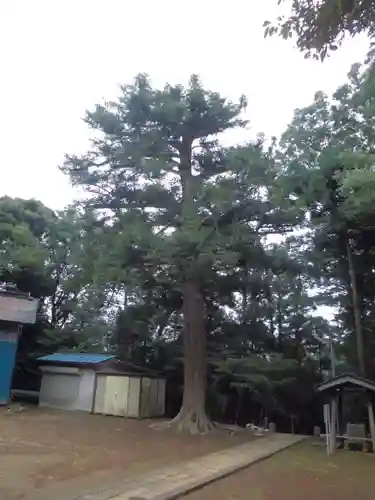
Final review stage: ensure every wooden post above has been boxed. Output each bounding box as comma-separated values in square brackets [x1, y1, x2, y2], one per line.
[330, 398, 337, 454]
[337, 392, 342, 434]
[323, 403, 331, 455]
[367, 401, 375, 453]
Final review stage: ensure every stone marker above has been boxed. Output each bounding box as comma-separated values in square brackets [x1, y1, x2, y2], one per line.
[269, 422, 276, 433]
[313, 426, 321, 437]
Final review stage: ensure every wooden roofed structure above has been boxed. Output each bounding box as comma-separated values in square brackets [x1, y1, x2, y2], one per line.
[316, 374, 375, 454]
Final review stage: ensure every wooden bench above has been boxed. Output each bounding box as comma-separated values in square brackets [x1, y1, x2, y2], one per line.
[344, 423, 370, 452]
[319, 434, 372, 451]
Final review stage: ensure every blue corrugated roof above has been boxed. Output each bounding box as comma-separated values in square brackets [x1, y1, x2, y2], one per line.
[37, 353, 115, 364]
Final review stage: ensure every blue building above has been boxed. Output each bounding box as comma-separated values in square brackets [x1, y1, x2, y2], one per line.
[0, 286, 38, 404]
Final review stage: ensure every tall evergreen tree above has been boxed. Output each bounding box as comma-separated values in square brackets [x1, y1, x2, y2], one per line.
[62, 74, 295, 432]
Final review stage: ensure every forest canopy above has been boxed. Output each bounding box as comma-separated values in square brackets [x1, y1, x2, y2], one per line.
[6, 55, 375, 433]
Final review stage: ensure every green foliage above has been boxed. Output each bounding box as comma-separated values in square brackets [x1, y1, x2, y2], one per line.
[280, 58, 375, 376]
[61, 75, 299, 300]
[265, 0, 375, 60]
[0, 198, 110, 377]
[0, 197, 53, 294]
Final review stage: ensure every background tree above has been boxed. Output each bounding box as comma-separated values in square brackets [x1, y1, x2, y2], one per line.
[264, 0, 375, 60]
[278, 59, 375, 378]
[0, 197, 100, 388]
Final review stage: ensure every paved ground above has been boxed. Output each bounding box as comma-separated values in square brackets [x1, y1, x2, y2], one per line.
[0, 407, 255, 500]
[72, 433, 304, 500]
[186, 441, 375, 500]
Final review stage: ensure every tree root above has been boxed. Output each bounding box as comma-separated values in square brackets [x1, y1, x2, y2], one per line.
[213, 422, 246, 433]
[150, 407, 215, 435]
[150, 410, 248, 435]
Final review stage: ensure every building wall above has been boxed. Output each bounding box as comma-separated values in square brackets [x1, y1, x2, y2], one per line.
[39, 366, 95, 412]
[77, 369, 95, 411]
[156, 378, 166, 417]
[0, 332, 19, 405]
[39, 371, 80, 409]
[93, 373, 106, 414]
[0, 296, 38, 324]
[127, 376, 141, 417]
[140, 377, 151, 418]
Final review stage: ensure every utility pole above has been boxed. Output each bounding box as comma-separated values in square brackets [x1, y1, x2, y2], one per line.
[328, 338, 336, 378]
[310, 322, 336, 379]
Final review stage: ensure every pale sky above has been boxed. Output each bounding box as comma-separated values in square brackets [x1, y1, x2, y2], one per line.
[0, 0, 370, 210]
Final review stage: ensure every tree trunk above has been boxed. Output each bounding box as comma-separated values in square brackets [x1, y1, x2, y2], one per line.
[166, 138, 213, 433]
[346, 240, 366, 376]
[367, 401, 375, 453]
[276, 294, 283, 349]
[168, 280, 213, 433]
[242, 261, 248, 323]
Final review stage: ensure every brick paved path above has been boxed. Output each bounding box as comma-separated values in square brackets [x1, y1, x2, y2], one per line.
[75, 433, 304, 500]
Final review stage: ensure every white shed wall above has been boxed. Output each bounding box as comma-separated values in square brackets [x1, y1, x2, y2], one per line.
[76, 369, 96, 411]
[39, 367, 95, 412]
[39, 372, 80, 410]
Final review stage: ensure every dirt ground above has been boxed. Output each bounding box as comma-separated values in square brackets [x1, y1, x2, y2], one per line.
[0, 406, 251, 499]
[186, 441, 375, 500]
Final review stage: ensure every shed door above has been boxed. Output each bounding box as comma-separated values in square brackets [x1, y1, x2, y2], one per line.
[103, 376, 129, 416]
[40, 373, 80, 408]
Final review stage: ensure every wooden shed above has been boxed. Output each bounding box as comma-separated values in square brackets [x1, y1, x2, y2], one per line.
[93, 370, 166, 418]
[37, 353, 166, 418]
[37, 353, 116, 412]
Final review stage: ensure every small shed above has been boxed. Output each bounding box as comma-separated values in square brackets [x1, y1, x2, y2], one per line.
[37, 353, 115, 412]
[37, 353, 166, 418]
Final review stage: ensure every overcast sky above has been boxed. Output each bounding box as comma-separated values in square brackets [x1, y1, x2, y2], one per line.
[0, 0, 369, 210]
